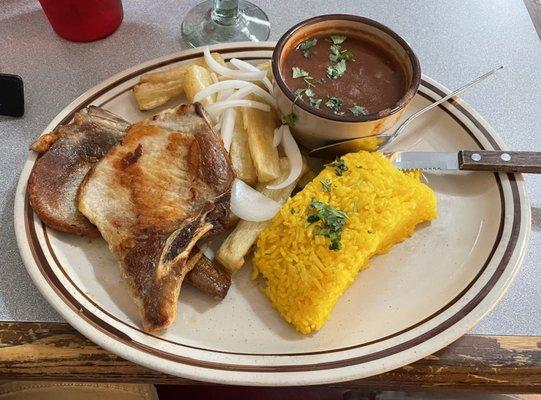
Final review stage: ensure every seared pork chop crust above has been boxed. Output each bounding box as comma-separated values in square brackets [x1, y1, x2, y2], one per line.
[78, 103, 235, 332]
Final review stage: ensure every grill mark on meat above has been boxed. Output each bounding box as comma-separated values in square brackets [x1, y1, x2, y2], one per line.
[120, 144, 143, 169]
[187, 137, 203, 183]
[116, 127, 191, 232]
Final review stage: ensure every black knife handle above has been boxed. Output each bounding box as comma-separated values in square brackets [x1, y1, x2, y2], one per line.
[459, 150, 541, 173]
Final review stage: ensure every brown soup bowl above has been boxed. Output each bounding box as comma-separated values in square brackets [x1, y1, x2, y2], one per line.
[272, 14, 421, 149]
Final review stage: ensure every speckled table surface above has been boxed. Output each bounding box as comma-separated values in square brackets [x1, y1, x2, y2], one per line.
[0, 0, 539, 335]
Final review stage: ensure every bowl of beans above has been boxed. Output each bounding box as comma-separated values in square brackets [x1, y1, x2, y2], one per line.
[272, 14, 421, 148]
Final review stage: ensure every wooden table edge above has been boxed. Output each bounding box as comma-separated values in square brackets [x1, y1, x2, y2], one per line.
[0, 321, 538, 392]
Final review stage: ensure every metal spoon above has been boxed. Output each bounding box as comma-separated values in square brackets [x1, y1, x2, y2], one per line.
[308, 66, 503, 160]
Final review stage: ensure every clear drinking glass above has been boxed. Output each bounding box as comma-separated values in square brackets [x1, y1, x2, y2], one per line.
[181, 0, 270, 47]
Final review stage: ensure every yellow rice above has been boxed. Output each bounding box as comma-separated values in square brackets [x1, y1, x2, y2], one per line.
[252, 151, 437, 334]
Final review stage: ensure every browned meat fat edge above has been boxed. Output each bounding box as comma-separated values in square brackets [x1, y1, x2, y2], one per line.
[28, 106, 128, 237]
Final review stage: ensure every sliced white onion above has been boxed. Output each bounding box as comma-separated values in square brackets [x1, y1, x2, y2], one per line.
[205, 99, 270, 115]
[217, 88, 234, 102]
[267, 125, 303, 190]
[230, 178, 281, 222]
[227, 86, 255, 101]
[204, 47, 266, 81]
[230, 58, 273, 93]
[228, 86, 277, 109]
[272, 125, 284, 147]
[195, 80, 247, 102]
[194, 80, 276, 108]
[220, 108, 236, 152]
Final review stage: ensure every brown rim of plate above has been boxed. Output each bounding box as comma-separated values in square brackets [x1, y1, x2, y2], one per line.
[272, 14, 422, 123]
[20, 46, 524, 372]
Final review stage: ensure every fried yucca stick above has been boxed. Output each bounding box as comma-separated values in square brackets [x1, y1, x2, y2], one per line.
[132, 53, 226, 110]
[183, 65, 216, 106]
[242, 97, 280, 183]
[132, 80, 184, 111]
[229, 112, 257, 185]
[139, 53, 226, 84]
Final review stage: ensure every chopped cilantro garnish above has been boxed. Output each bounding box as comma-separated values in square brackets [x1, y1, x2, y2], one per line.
[294, 86, 316, 102]
[330, 44, 341, 58]
[292, 67, 310, 79]
[349, 104, 369, 116]
[321, 178, 332, 193]
[325, 96, 343, 114]
[327, 59, 347, 79]
[329, 35, 347, 44]
[293, 88, 306, 101]
[325, 157, 348, 176]
[310, 97, 322, 109]
[326, 36, 351, 80]
[297, 38, 317, 58]
[281, 112, 297, 126]
[306, 199, 348, 250]
[329, 44, 353, 63]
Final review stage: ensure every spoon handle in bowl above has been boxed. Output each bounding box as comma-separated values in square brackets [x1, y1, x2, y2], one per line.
[390, 66, 504, 142]
[460, 150, 541, 173]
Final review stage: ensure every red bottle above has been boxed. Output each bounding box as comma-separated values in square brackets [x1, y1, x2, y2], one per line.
[39, 0, 123, 42]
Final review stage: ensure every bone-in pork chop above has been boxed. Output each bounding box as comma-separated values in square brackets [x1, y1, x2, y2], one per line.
[78, 103, 234, 332]
[28, 106, 231, 300]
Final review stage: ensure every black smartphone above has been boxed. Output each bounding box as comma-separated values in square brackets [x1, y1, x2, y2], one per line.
[0, 74, 24, 117]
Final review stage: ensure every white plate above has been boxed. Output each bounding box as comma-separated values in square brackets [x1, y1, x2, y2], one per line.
[14, 42, 530, 386]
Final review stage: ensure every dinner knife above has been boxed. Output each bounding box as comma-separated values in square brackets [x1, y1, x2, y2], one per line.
[393, 150, 541, 173]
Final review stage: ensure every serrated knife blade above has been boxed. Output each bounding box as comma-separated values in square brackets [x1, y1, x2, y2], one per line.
[392, 150, 541, 173]
[393, 152, 460, 171]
